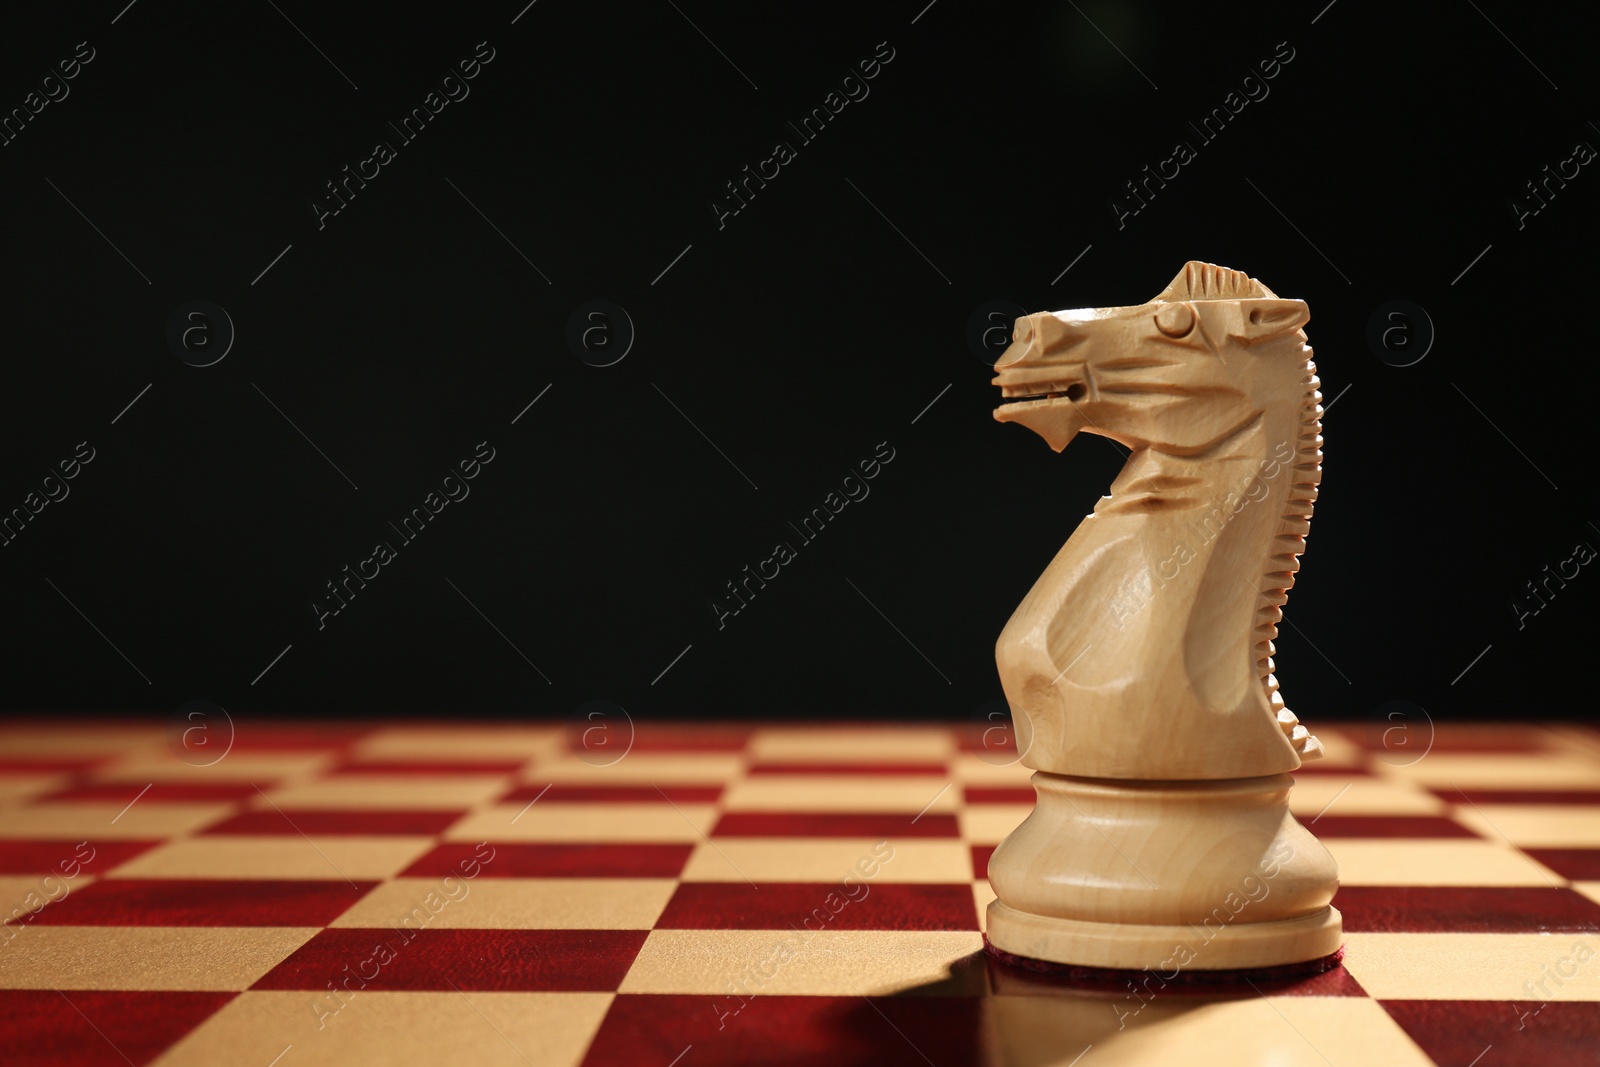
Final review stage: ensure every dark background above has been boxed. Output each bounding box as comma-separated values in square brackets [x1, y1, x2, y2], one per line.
[0, 1, 1593, 727]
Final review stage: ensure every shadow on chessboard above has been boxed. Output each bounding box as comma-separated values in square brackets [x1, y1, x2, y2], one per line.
[814, 947, 1365, 1065]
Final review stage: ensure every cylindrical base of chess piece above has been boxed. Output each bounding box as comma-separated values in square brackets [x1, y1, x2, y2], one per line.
[985, 771, 1342, 970]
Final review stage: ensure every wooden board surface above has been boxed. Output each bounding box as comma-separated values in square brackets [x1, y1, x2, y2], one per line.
[1, 720, 1598, 1065]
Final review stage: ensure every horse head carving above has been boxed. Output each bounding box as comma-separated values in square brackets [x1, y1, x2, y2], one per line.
[992, 262, 1325, 779]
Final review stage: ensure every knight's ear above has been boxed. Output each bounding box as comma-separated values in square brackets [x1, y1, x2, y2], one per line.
[1231, 299, 1308, 346]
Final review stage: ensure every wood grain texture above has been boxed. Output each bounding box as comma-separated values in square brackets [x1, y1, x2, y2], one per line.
[993, 261, 1324, 780]
[986, 262, 1342, 968]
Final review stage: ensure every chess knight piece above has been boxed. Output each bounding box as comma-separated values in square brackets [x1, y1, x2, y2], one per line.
[986, 261, 1342, 970]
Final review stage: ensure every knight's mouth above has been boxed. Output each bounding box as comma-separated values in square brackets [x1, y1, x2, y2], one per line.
[995, 383, 1087, 407]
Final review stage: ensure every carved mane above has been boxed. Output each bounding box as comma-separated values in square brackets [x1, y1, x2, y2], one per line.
[1157, 260, 1323, 748]
[1258, 331, 1323, 736]
[1154, 261, 1277, 302]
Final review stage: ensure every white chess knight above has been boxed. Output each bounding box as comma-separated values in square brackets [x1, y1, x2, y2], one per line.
[985, 262, 1343, 971]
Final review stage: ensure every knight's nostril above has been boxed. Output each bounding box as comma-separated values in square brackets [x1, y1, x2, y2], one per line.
[1066, 383, 1087, 401]
[1013, 317, 1033, 344]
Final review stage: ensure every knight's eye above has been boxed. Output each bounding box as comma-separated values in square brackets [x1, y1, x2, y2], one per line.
[1155, 303, 1194, 338]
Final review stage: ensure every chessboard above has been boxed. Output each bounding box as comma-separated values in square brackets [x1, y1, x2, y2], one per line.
[2, 719, 1598, 1066]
